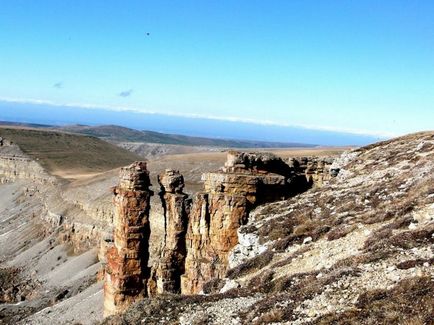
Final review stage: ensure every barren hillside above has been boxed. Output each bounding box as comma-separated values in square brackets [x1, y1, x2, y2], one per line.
[0, 127, 141, 179]
[0, 130, 432, 324]
[102, 132, 434, 325]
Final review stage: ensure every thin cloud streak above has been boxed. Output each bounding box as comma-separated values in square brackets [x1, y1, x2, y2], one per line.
[0, 97, 394, 138]
[118, 89, 133, 97]
[53, 82, 63, 89]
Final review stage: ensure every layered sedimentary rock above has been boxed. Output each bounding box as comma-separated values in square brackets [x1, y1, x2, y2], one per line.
[181, 151, 294, 294]
[104, 162, 153, 317]
[288, 156, 336, 187]
[154, 170, 190, 294]
[103, 152, 336, 306]
[0, 138, 55, 184]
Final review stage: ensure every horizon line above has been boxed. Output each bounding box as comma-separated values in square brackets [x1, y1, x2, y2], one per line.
[0, 97, 393, 138]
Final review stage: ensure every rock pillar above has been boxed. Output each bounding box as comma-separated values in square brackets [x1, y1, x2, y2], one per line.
[104, 161, 152, 317]
[154, 170, 189, 294]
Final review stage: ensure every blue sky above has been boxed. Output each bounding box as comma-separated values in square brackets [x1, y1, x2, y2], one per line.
[0, 1, 433, 138]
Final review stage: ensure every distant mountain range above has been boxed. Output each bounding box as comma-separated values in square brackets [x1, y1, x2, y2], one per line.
[56, 124, 315, 148]
[0, 101, 381, 146]
[0, 121, 315, 148]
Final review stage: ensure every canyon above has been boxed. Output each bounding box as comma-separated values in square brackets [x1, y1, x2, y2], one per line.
[0, 127, 432, 325]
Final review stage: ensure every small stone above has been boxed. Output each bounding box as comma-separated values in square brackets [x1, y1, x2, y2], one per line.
[220, 279, 241, 293]
[307, 309, 317, 317]
[408, 223, 418, 230]
[303, 236, 313, 244]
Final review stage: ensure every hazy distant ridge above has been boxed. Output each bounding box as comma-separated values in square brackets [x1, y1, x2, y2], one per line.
[0, 121, 315, 148]
[0, 102, 380, 146]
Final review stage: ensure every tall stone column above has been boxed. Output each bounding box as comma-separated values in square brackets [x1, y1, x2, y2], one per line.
[155, 170, 189, 294]
[104, 161, 153, 317]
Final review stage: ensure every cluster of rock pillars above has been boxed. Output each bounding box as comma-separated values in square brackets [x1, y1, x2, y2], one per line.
[103, 151, 336, 316]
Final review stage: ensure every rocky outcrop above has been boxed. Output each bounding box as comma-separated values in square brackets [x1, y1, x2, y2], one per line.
[104, 162, 153, 317]
[0, 140, 55, 184]
[103, 152, 336, 308]
[180, 151, 295, 294]
[288, 156, 336, 188]
[41, 188, 112, 256]
[105, 133, 434, 325]
[153, 170, 190, 294]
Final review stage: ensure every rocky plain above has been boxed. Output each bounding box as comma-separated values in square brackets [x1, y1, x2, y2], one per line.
[0, 127, 433, 325]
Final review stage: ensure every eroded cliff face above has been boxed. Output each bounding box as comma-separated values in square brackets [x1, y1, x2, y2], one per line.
[180, 151, 298, 294]
[152, 170, 190, 294]
[288, 156, 336, 188]
[0, 136, 104, 255]
[103, 151, 335, 313]
[0, 137, 55, 184]
[104, 162, 153, 317]
[99, 133, 434, 325]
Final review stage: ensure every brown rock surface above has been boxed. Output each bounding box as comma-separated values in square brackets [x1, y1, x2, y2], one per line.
[181, 151, 294, 294]
[103, 152, 336, 305]
[104, 161, 153, 317]
[288, 156, 335, 187]
[101, 132, 434, 325]
[153, 170, 190, 294]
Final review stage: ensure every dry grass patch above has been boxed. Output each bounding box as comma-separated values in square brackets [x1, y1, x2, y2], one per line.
[227, 251, 275, 279]
[364, 221, 434, 253]
[314, 276, 434, 325]
[327, 224, 357, 241]
[101, 289, 252, 325]
[240, 268, 361, 323]
[396, 258, 434, 270]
